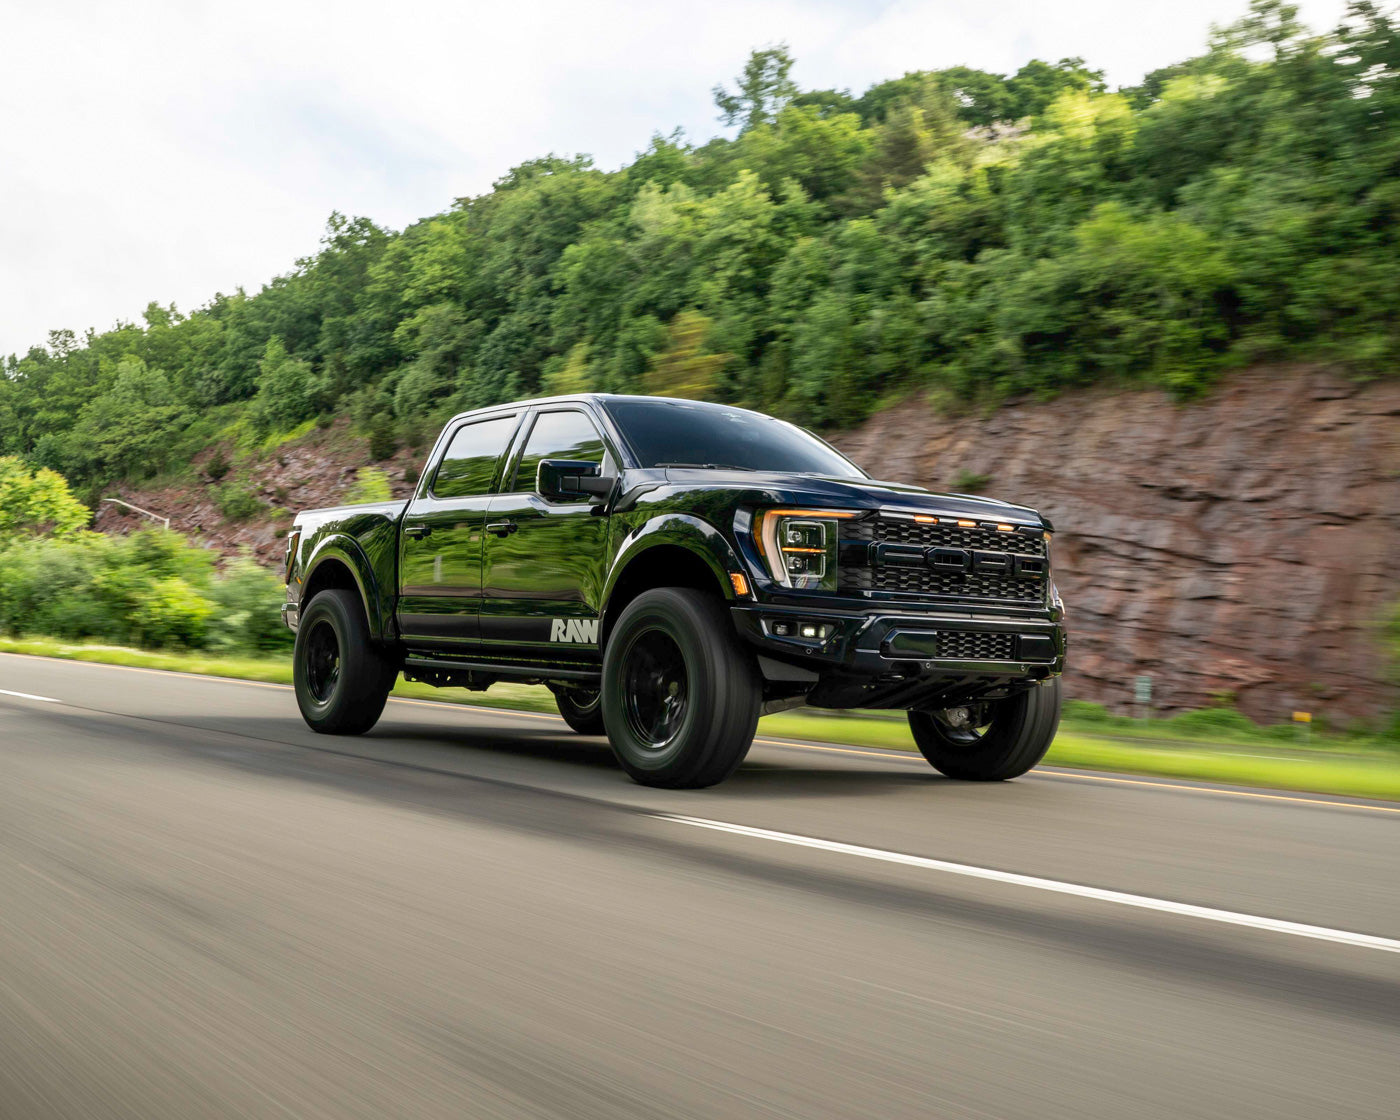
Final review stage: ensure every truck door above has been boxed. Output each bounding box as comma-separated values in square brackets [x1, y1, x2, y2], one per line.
[397, 412, 522, 646]
[478, 407, 612, 660]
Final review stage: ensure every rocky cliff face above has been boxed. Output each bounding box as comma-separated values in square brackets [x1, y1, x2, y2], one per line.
[834, 366, 1400, 725]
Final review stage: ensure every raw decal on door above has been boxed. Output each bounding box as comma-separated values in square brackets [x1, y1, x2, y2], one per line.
[550, 618, 599, 643]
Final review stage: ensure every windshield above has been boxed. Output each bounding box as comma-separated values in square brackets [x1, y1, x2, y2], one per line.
[602, 398, 866, 478]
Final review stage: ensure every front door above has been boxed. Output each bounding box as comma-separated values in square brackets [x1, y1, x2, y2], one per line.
[397, 412, 522, 646]
[479, 407, 613, 660]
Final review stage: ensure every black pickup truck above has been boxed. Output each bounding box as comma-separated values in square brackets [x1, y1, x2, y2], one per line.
[282, 394, 1066, 788]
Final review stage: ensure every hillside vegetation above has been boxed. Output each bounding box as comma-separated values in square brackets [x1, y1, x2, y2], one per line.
[1, 1, 1397, 499]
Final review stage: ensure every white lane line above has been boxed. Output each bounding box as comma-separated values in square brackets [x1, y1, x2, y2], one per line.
[658, 814, 1400, 954]
[0, 688, 60, 703]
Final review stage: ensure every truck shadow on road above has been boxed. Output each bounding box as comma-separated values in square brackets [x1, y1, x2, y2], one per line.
[375, 721, 939, 799]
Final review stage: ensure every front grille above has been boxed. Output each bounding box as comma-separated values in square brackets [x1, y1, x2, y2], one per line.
[930, 631, 1016, 660]
[862, 519, 1047, 557]
[840, 515, 1047, 605]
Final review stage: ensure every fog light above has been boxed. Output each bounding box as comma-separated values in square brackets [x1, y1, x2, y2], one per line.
[800, 624, 818, 638]
[770, 621, 793, 637]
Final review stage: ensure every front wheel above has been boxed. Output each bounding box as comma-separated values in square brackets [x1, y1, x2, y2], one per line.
[293, 589, 398, 735]
[601, 588, 760, 788]
[908, 677, 1061, 781]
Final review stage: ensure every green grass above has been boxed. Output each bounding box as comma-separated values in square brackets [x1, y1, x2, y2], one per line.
[3, 636, 1398, 801]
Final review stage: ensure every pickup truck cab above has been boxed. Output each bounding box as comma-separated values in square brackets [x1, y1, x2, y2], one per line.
[283, 394, 1066, 787]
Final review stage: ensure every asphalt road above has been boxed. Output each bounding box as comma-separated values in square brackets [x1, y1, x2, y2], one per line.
[1, 652, 1397, 1120]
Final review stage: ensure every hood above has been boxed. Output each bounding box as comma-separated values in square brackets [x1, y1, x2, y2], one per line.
[656, 468, 1049, 529]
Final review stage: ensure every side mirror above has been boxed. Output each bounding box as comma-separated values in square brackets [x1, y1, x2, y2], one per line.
[537, 459, 614, 503]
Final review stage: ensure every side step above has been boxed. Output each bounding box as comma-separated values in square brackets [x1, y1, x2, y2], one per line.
[402, 654, 601, 690]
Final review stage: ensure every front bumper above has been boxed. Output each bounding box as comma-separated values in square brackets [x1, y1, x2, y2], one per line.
[731, 603, 1066, 680]
[281, 602, 299, 633]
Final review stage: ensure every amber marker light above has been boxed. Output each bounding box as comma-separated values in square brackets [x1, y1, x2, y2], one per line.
[957, 519, 977, 528]
[914, 515, 937, 523]
[729, 572, 750, 597]
[996, 524, 1015, 532]
[283, 529, 301, 584]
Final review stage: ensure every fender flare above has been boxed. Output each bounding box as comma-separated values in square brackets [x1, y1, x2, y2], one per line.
[602, 513, 745, 608]
[302, 535, 389, 641]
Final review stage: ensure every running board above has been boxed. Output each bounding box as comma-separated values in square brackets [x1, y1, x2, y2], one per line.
[402, 655, 601, 687]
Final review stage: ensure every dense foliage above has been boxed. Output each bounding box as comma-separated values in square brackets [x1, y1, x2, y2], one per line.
[0, 528, 295, 653]
[0, 465, 291, 653]
[2, 1, 1397, 495]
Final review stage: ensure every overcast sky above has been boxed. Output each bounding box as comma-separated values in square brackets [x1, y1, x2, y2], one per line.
[0, 0, 1352, 361]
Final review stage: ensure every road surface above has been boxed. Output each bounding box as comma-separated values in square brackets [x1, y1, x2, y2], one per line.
[1, 652, 1397, 1119]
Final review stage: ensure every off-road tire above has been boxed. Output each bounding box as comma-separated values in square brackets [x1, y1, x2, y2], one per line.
[293, 589, 398, 735]
[552, 686, 605, 735]
[601, 588, 760, 788]
[908, 677, 1062, 781]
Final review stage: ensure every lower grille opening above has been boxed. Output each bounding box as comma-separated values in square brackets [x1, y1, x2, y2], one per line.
[931, 631, 1017, 661]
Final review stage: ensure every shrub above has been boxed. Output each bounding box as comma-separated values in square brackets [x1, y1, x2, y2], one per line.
[366, 413, 398, 460]
[206, 556, 294, 654]
[216, 484, 266, 521]
[346, 467, 391, 504]
[205, 448, 231, 482]
[950, 469, 991, 493]
[131, 577, 214, 649]
[0, 528, 289, 655]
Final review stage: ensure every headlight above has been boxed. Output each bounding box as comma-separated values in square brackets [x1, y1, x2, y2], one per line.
[756, 509, 858, 590]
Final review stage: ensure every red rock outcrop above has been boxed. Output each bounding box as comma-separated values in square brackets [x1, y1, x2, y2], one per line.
[834, 366, 1400, 724]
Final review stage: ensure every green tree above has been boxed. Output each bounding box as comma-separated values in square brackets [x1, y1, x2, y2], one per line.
[0, 457, 91, 537]
[67, 357, 191, 483]
[254, 336, 324, 429]
[643, 311, 731, 400]
[713, 45, 799, 131]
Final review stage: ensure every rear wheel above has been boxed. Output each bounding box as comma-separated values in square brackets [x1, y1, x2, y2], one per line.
[601, 588, 760, 788]
[293, 589, 398, 735]
[908, 677, 1061, 780]
[551, 685, 605, 734]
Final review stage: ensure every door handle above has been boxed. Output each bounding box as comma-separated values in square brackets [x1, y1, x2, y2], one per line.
[484, 521, 517, 537]
[404, 524, 432, 539]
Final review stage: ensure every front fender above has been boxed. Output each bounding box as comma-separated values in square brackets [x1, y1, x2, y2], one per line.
[302, 535, 392, 641]
[604, 513, 746, 604]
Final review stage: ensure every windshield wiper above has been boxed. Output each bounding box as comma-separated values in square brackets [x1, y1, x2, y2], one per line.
[654, 462, 759, 471]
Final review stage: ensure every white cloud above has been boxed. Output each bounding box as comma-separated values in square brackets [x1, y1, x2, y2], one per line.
[0, 0, 1351, 359]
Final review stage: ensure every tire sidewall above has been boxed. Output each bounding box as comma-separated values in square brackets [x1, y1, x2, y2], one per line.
[293, 589, 395, 734]
[294, 594, 352, 723]
[552, 686, 605, 735]
[601, 588, 760, 787]
[909, 677, 1061, 781]
[602, 597, 706, 775]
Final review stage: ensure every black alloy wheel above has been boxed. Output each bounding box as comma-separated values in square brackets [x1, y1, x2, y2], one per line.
[293, 589, 398, 735]
[552, 685, 606, 734]
[303, 620, 342, 704]
[907, 677, 1062, 781]
[620, 629, 689, 749]
[601, 587, 760, 789]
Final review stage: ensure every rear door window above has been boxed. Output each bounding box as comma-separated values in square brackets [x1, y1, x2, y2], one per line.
[431, 415, 519, 498]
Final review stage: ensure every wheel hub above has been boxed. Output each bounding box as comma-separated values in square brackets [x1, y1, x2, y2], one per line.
[305, 621, 341, 704]
[622, 628, 689, 750]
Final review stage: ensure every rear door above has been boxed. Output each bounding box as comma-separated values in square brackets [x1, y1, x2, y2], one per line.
[478, 407, 614, 660]
[396, 412, 522, 646]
